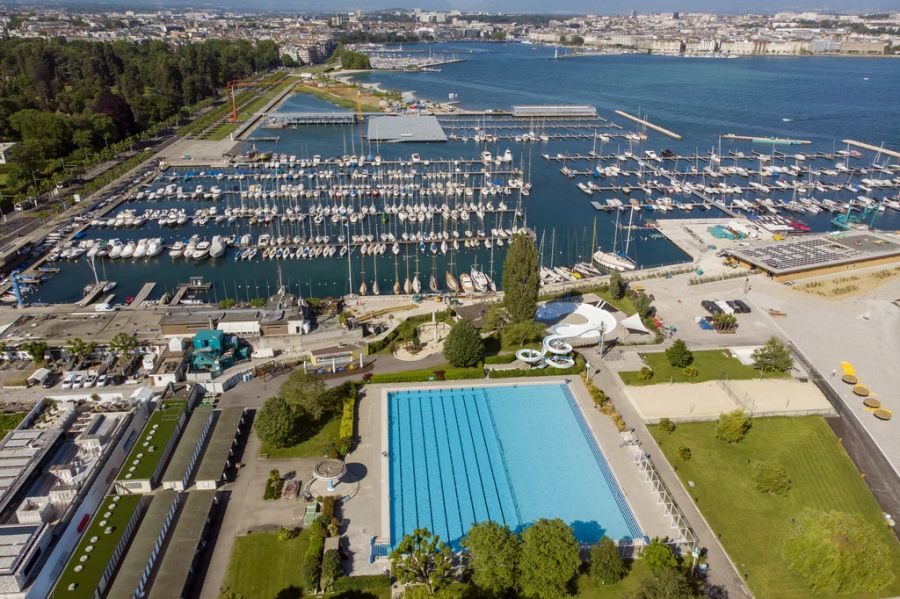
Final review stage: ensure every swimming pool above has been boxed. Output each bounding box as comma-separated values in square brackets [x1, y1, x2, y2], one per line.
[387, 383, 643, 549]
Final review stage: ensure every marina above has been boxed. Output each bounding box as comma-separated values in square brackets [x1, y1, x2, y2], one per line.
[4, 44, 900, 306]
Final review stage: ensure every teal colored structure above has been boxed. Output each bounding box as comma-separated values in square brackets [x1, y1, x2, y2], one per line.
[190, 329, 250, 375]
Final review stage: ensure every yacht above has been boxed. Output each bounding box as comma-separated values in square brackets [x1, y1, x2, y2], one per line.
[209, 235, 226, 259]
[168, 241, 185, 258]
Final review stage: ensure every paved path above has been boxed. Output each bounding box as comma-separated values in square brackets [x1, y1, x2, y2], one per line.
[585, 346, 753, 599]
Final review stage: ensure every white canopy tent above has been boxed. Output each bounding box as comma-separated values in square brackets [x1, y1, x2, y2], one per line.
[620, 313, 651, 335]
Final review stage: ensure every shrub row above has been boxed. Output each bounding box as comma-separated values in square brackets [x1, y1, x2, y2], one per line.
[485, 353, 519, 365]
[332, 574, 392, 592]
[582, 372, 627, 432]
[302, 516, 327, 591]
[368, 365, 484, 384]
[487, 354, 586, 379]
[338, 384, 357, 442]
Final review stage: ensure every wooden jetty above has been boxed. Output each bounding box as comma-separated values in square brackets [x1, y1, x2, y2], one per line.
[77, 281, 110, 307]
[129, 282, 157, 308]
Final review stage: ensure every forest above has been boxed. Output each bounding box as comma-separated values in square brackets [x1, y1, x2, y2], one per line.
[0, 37, 282, 207]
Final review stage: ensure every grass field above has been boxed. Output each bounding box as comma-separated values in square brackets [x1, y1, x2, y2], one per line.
[650, 416, 900, 599]
[0, 412, 26, 437]
[619, 349, 786, 385]
[220, 529, 309, 598]
[260, 413, 340, 459]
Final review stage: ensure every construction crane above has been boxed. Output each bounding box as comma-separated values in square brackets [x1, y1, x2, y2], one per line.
[831, 197, 884, 231]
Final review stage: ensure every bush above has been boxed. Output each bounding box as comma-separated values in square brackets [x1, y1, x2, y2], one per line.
[658, 418, 676, 433]
[303, 518, 327, 590]
[752, 460, 791, 496]
[590, 536, 625, 584]
[277, 527, 299, 541]
[321, 549, 343, 591]
[677, 446, 692, 461]
[638, 366, 654, 381]
[665, 339, 693, 368]
[716, 410, 751, 444]
[443, 320, 485, 367]
[641, 538, 678, 573]
[682, 366, 699, 378]
[338, 383, 357, 454]
[263, 469, 284, 500]
[444, 367, 485, 380]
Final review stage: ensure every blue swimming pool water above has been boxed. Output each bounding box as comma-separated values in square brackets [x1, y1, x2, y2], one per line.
[388, 383, 643, 548]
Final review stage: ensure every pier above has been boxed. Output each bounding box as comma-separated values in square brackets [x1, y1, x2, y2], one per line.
[721, 134, 812, 145]
[614, 110, 683, 140]
[129, 282, 157, 308]
[170, 278, 212, 305]
[77, 281, 110, 307]
[263, 113, 361, 128]
[842, 139, 900, 160]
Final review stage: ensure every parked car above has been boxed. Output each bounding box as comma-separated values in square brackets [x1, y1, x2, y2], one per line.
[97, 374, 107, 387]
[73, 375, 84, 389]
[84, 374, 97, 388]
[62, 374, 75, 390]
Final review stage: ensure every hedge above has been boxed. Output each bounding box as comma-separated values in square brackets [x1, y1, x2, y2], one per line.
[487, 354, 586, 379]
[485, 353, 520, 365]
[368, 366, 484, 384]
[339, 385, 356, 441]
[303, 516, 327, 591]
[332, 574, 392, 592]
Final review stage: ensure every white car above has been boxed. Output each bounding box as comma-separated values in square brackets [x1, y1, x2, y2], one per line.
[84, 374, 97, 388]
[62, 375, 74, 390]
[73, 375, 84, 389]
[97, 374, 107, 387]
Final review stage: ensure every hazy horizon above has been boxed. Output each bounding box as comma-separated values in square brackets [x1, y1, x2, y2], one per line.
[6, 0, 900, 15]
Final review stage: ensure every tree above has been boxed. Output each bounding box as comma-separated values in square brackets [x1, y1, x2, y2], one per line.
[500, 320, 546, 348]
[279, 370, 329, 420]
[590, 536, 625, 585]
[443, 320, 484, 368]
[390, 528, 453, 594]
[658, 418, 676, 434]
[752, 337, 793, 374]
[633, 291, 653, 318]
[502, 233, 540, 323]
[254, 396, 298, 448]
[631, 567, 699, 599]
[519, 519, 581, 599]
[462, 521, 521, 595]
[482, 304, 511, 333]
[638, 367, 653, 381]
[716, 410, 751, 444]
[711, 313, 737, 332]
[677, 446, 692, 461]
[782, 509, 895, 594]
[665, 340, 693, 368]
[752, 460, 791, 496]
[641, 538, 678, 573]
[608, 271, 626, 300]
[109, 332, 138, 358]
[19, 340, 48, 365]
[321, 549, 342, 591]
[66, 337, 97, 362]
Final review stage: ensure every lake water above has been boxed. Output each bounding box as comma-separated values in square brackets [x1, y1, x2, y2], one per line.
[28, 43, 900, 304]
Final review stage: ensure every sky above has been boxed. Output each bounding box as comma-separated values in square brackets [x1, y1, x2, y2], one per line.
[21, 0, 900, 13]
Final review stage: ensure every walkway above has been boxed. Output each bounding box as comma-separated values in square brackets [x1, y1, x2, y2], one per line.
[585, 346, 753, 599]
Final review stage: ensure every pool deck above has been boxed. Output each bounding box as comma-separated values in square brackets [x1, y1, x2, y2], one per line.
[344, 376, 674, 575]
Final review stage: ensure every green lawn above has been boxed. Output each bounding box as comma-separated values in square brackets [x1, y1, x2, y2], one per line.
[575, 559, 652, 598]
[260, 413, 340, 459]
[619, 349, 787, 385]
[650, 416, 900, 599]
[0, 412, 26, 437]
[220, 529, 309, 598]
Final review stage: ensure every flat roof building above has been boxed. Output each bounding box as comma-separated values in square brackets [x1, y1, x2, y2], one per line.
[160, 406, 214, 491]
[115, 400, 188, 495]
[194, 408, 246, 490]
[367, 115, 447, 143]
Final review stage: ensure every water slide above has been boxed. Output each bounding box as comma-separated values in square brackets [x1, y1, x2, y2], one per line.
[515, 302, 618, 368]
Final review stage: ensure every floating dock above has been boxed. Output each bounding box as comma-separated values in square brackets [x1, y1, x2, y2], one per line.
[613, 110, 683, 140]
[721, 134, 811, 145]
[129, 282, 157, 308]
[77, 281, 110, 307]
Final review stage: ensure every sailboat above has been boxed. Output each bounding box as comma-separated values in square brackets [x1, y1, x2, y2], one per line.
[592, 207, 637, 271]
[372, 254, 380, 295]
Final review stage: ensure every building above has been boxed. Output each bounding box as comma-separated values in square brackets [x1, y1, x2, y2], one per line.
[160, 406, 214, 491]
[114, 400, 188, 495]
[194, 408, 246, 490]
[0, 143, 16, 165]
